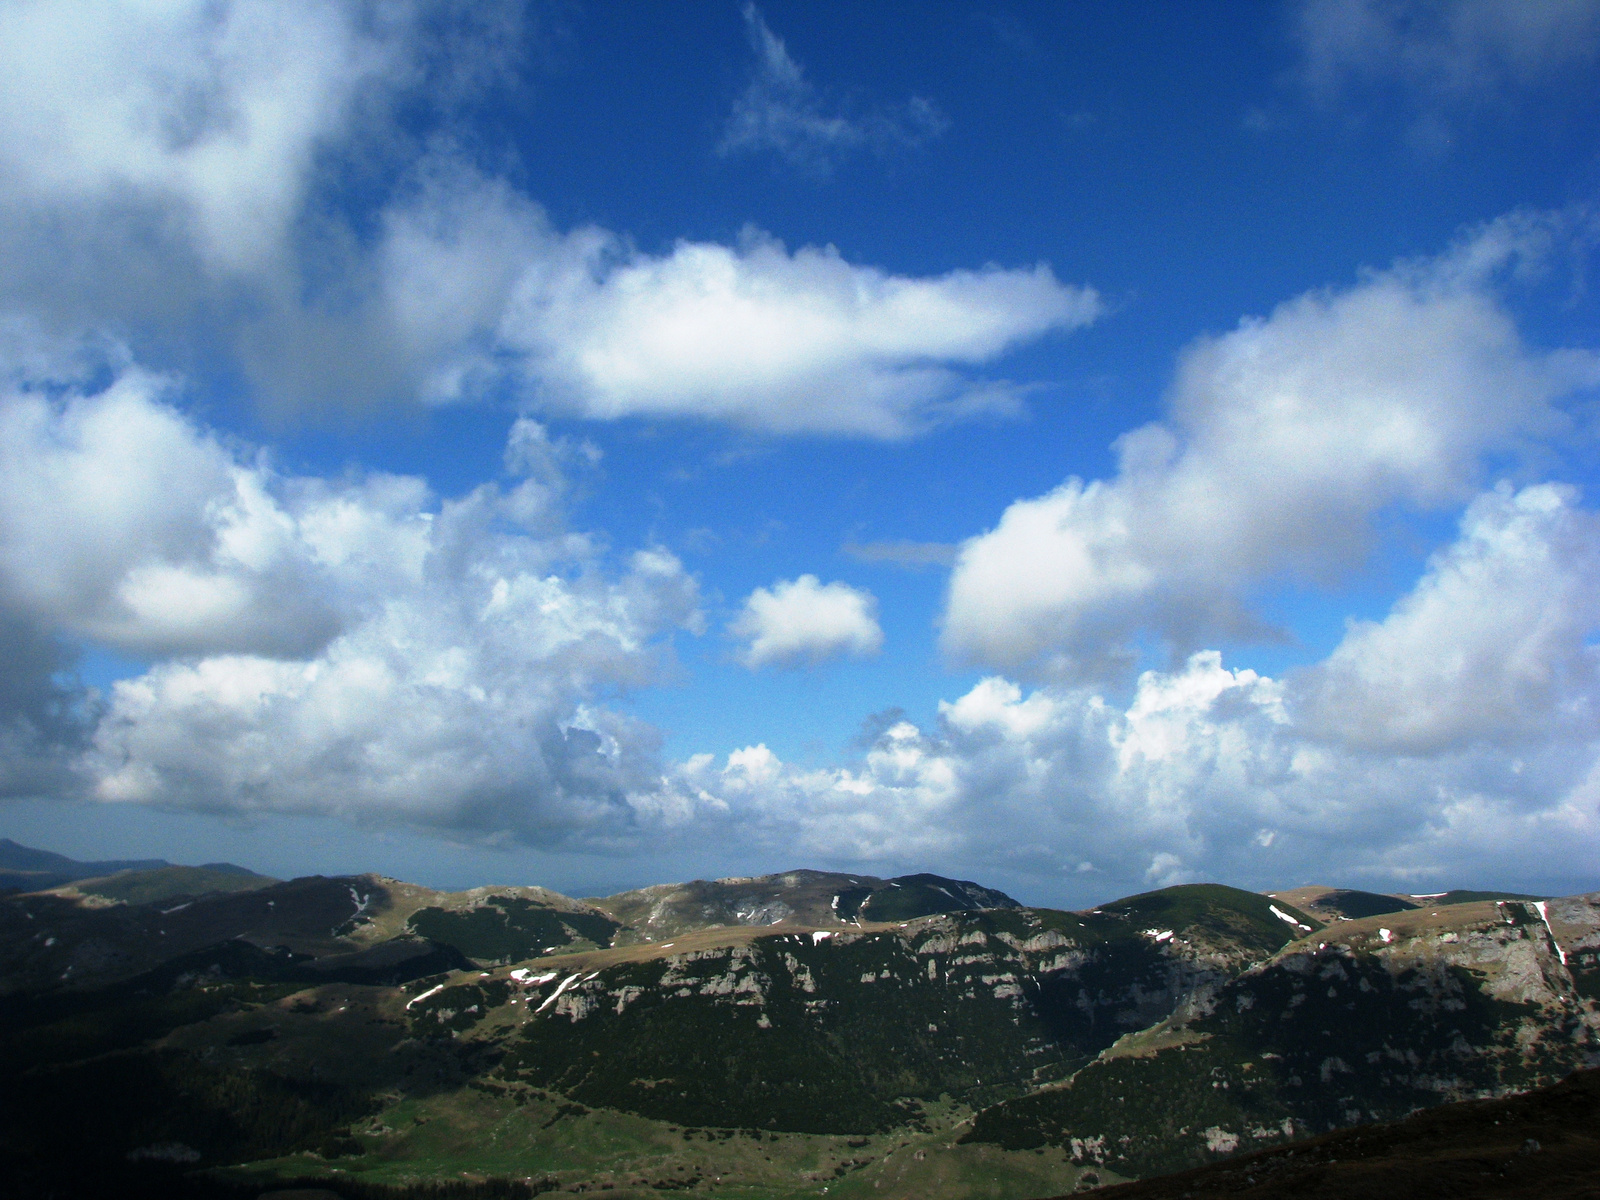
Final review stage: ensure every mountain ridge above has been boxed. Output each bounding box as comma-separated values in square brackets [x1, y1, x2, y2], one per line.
[1, 837, 1594, 1198]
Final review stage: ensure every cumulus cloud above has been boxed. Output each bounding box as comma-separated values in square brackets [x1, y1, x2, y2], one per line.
[0, 611, 94, 800]
[0, 3, 529, 416]
[249, 160, 1095, 432]
[719, 3, 947, 174]
[943, 215, 1599, 681]
[668, 638, 1600, 902]
[730, 575, 884, 668]
[8, 342, 1598, 892]
[1296, 483, 1600, 753]
[669, 477, 1600, 897]
[0, 369, 342, 659]
[0, 345, 702, 842]
[86, 531, 696, 839]
[0, 0, 405, 277]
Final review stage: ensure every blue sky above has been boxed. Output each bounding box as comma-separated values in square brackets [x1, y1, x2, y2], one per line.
[2, 0, 1599, 906]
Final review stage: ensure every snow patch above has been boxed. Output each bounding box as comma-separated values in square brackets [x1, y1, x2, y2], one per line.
[1377, 928, 1393, 944]
[1142, 928, 1174, 942]
[406, 983, 445, 1009]
[1532, 901, 1567, 965]
[812, 931, 832, 944]
[536, 973, 582, 1013]
[1269, 905, 1311, 932]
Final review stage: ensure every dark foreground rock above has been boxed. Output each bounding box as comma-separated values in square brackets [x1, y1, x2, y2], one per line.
[1066, 1065, 1600, 1200]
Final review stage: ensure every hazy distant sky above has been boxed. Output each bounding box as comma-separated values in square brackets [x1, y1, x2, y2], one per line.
[2, 0, 1599, 905]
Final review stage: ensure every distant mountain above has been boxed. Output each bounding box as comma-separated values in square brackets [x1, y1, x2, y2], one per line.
[68, 864, 277, 907]
[1422, 888, 1551, 905]
[0, 859, 1593, 1200]
[587, 868, 1019, 940]
[1271, 883, 1551, 923]
[1271, 886, 1419, 921]
[0, 837, 170, 892]
[0, 838, 273, 905]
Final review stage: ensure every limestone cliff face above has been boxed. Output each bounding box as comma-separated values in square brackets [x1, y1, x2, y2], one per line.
[410, 891, 1318, 1134]
[962, 895, 1600, 1178]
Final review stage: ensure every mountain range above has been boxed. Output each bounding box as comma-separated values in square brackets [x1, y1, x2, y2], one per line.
[1, 841, 1595, 1198]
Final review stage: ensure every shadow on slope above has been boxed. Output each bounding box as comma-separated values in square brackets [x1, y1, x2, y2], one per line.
[1070, 1065, 1600, 1199]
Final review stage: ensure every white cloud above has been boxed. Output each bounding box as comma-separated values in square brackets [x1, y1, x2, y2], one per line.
[663, 478, 1600, 897]
[0, 345, 702, 841]
[666, 638, 1600, 901]
[0, 368, 341, 658]
[719, 3, 947, 173]
[731, 575, 884, 669]
[0, 0, 406, 276]
[8, 345, 1598, 890]
[0, 3, 1088, 433]
[484, 219, 1100, 437]
[86, 530, 696, 839]
[0, 3, 538, 415]
[1296, 483, 1600, 753]
[942, 215, 1598, 681]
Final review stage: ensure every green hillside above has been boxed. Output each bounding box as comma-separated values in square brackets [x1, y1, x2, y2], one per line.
[0, 853, 1592, 1200]
[1307, 889, 1417, 920]
[963, 900, 1592, 1177]
[407, 895, 620, 963]
[1427, 889, 1549, 905]
[74, 865, 277, 906]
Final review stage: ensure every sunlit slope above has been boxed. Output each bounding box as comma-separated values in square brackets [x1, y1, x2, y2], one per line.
[57, 863, 277, 907]
[588, 868, 1020, 941]
[1272, 884, 1550, 923]
[0, 860, 1038, 996]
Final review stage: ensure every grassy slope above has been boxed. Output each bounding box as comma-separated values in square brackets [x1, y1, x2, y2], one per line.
[8, 879, 1585, 1200]
[71, 865, 278, 906]
[406, 896, 620, 963]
